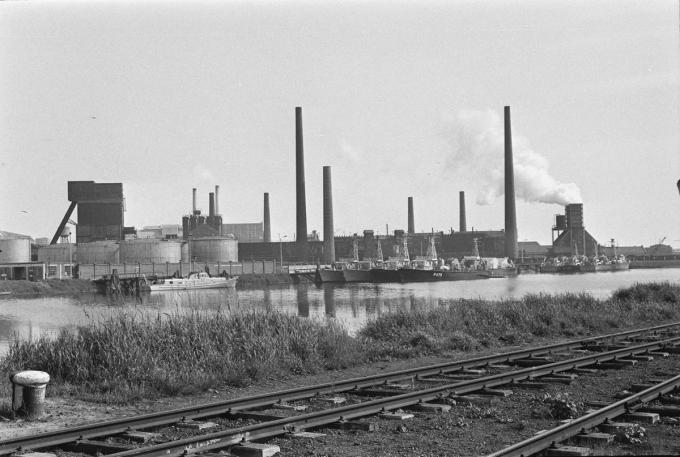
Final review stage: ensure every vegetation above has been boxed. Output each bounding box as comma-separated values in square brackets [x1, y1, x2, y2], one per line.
[1, 282, 679, 403]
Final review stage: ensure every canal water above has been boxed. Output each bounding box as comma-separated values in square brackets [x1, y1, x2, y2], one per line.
[1, 268, 679, 356]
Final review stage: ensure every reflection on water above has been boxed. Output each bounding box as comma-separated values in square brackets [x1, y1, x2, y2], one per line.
[1, 268, 679, 355]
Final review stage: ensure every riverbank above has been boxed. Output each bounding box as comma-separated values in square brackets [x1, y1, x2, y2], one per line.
[236, 273, 292, 287]
[0, 279, 98, 297]
[1, 282, 679, 406]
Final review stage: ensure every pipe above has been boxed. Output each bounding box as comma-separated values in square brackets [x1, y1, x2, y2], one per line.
[322, 166, 335, 263]
[263, 192, 271, 242]
[295, 107, 308, 256]
[459, 191, 467, 232]
[504, 106, 518, 260]
[215, 185, 220, 215]
[192, 188, 197, 214]
[209, 192, 215, 218]
[407, 197, 415, 234]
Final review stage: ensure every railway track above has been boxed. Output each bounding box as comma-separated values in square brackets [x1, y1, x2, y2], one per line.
[3, 322, 680, 457]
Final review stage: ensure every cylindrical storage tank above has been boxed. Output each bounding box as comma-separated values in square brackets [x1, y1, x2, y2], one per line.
[76, 241, 120, 264]
[0, 239, 31, 262]
[37, 243, 76, 262]
[119, 239, 182, 263]
[181, 241, 190, 262]
[189, 236, 238, 262]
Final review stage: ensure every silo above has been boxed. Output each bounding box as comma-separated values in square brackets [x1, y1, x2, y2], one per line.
[181, 241, 190, 262]
[119, 239, 182, 263]
[189, 236, 238, 262]
[38, 243, 76, 262]
[76, 241, 120, 264]
[0, 239, 31, 262]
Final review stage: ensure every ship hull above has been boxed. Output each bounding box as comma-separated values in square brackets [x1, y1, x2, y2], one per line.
[149, 277, 237, 291]
[369, 268, 401, 283]
[342, 269, 372, 282]
[580, 262, 630, 273]
[398, 269, 490, 282]
[317, 269, 346, 283]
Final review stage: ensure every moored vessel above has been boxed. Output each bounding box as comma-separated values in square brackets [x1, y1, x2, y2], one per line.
[147, 271, 237, 291]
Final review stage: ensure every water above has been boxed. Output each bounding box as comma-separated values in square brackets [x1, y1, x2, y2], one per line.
[1, 268, 679, 356]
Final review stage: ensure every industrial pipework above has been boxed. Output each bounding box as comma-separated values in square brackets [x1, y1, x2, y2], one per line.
[323, 166, 335, 263]
[504, 106, 518, 260]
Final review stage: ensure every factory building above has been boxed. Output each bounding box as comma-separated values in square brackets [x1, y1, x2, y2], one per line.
[182, 188, 223, 239]
[53, 181, 130, 244]
[222, 223, 264, 243]
[551, 203, 598, 256]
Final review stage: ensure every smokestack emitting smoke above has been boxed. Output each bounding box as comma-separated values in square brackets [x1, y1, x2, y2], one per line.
[208, 192, 215, 218]
[504, 106, 518, 260]
[215, 185, 219, 215]
[323, 166, 335, 263]
[263, 193, 271, 242]
[295, 107, 308, 253]
[192, 188, 197, 214]
[407, 197, 415, 234]
[442, 109, 581, 206]
[459, 191, 467, 232]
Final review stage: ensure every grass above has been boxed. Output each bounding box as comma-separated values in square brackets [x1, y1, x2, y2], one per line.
[1, 281, 679, 403]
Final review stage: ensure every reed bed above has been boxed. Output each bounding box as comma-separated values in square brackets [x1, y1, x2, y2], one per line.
[1, 282, 679, 402]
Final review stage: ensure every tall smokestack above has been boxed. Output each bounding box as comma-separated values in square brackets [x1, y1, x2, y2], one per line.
[323, 166, 335, 263]
[504, 106, 518, 260]
[209, 192, 215, 218]
[215, 185, 220, 215]
[192, 188, 197, 214]
[459, 191, 467, 232]
[295, 107, 308, 255]
[263, 192, 271, 242]
[407, 196, 415, 234]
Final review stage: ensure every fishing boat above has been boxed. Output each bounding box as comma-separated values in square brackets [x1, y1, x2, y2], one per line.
[316, 263, 347, 283]
[147, 271, 237, 291]
[370, 236, 408, 283]
[398, 237, 492, 282]
[579, 255, 630, 272]
[342, 260, 373, 282]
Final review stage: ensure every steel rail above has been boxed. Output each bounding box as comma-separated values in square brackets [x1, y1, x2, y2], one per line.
[97, 337, 680, 457]
[486, 373, 680, 457]
[1, 322, 678, 455]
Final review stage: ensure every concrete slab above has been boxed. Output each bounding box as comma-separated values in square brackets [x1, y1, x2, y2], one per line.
[176, 420, 219, 430]
[638, 405, 680, 416]
[478, 388, 513, 397]
[318, 396, 346, 405]
[575, 432, 614, 445]
[329, 420, 378, 432]
[122, 431, 160, 443]
[379, 411, 415, 420]
[230, 443, 280, 457]
[598, 422, 636, 434]
[538, 376, 574, 385]
[450, 394, 501, 405]
[286, 431, 326, 439]
[406, 402, 451, 413]
[624, 412, 660, 424]
[271, 403, 307, 411]
[545, 445, 592, 456]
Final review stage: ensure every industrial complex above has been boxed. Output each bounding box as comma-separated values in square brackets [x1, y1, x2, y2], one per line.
[0, 106, 677, 281]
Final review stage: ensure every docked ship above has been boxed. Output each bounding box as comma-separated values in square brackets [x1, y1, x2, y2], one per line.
[147, 271, 237, 291]
[579, 255, 630, 273]
[370, 237, 406, 283]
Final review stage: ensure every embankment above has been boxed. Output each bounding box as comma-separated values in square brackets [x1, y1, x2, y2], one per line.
[236, 273, 293, 287]
[0, 279, 98, 297]
[1, 282, 679, 403]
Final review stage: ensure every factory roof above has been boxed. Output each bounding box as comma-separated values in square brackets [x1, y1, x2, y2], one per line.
[0, 230, 33, 240]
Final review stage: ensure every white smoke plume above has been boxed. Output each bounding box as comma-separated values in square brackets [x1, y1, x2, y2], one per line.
[442, 109, 582, 206]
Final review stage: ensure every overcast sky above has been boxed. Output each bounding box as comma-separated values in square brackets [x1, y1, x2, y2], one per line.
[1, 0, 679, 249]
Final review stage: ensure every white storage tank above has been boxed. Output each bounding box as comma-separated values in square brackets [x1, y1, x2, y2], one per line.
[77, 241, 120, 264]
[181, 241, 190, 262]
[119, 239, 182, 263]
[0, 238, 31, 262]
[189, 236, 238, 262]
[37, 243, 76, 263]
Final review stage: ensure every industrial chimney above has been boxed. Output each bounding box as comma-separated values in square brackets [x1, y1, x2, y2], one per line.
[459, 191, 467, 232]
[504, 106, 518, 260]
[209, 192, 215, 218]
[295, 107, 308, 256]
[323, 166, 335, 263]
[263, 192, 271, 242]
[407, 196, 415, 234]
[215, 185, 220, 215]
[192, 188, 197, 215]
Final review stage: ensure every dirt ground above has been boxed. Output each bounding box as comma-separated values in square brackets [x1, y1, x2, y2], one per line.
[2, 337, 680, 456]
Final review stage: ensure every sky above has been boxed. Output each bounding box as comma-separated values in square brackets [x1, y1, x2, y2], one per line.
[1, 0, 679, 249]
